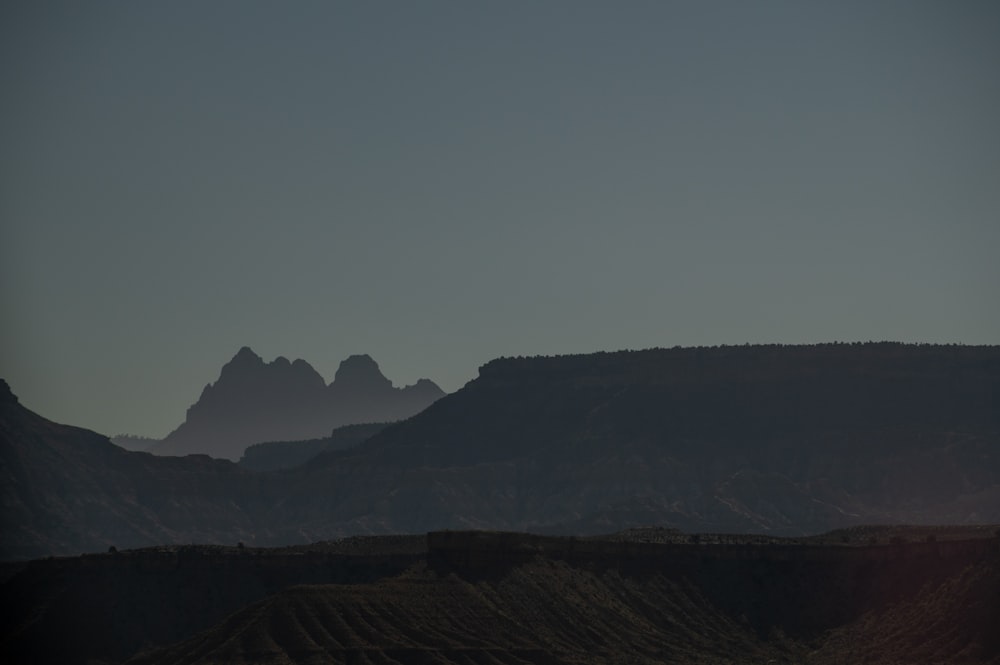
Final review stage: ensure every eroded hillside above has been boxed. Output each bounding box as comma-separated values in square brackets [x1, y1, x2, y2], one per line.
[124, 530, 1000, 665]
[5, 528, 999, 665]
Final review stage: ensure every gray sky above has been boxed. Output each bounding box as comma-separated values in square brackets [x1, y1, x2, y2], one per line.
[2, 1, 998, 438]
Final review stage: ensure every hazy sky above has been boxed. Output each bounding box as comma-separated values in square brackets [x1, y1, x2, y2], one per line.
[2, 1, 998, 438]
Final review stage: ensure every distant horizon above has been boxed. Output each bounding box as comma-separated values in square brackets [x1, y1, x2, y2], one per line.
[3, 2, 997, 438]
[5, 338, 998, 440]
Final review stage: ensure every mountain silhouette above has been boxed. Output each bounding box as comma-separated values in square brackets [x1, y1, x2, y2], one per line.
[261, 343, 1000, 537]
[3, 343, 1000, 561]
[151, 347, 444, 460]
[0, 379, 255, 561]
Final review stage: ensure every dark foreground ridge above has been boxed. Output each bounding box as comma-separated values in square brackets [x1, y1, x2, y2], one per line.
[1, 535, 427, 665]
[3, 526, 1000, 665]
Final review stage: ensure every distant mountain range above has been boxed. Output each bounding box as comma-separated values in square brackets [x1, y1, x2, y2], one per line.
[146, 347, 444, 460]
[3, 343, 1000, 560]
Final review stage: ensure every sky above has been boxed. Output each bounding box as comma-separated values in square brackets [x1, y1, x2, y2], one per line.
[2, 1, 998, 438]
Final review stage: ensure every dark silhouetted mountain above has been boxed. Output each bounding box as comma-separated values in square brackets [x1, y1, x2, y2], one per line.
[151, 347, 445, 460]
[0, 380, 259, 560]
[238, 422, 388, 472]
[3, 343, 1000, 561]
[258, 343, 1000, 539]
[7, 528, 996, 665]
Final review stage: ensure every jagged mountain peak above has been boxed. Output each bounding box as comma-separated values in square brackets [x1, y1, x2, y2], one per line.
[218, 346, 265, 380]
[233, 345, 263, 364]
[330, 354, 392, 392]
[215, 348, 324, 387]
[153, 349, 444, 460]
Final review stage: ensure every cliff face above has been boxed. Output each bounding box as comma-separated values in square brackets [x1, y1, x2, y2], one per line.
[152, 348, 445, 460]
[268, 343, 1000, 537]
[4, 343, 1000, 560]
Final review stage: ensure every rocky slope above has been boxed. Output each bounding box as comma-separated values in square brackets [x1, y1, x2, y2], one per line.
[125, 531, 1000, 664]
[0, 379, 260, 560]
[1, 537, 425, 665]
[259, 343, 1000, 537]
[5, 528, 998, 665]
[3, 343, 999, 559]
[152, 348, 444, 460]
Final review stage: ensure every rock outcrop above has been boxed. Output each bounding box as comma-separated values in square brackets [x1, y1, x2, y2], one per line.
[151, 348, 445, 460]
[265, 342, 1000, 537]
